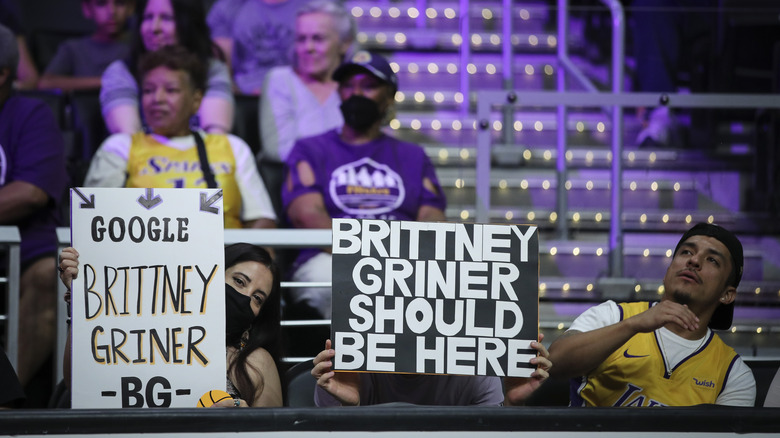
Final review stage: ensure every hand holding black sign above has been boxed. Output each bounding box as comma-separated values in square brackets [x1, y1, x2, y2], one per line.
[504, 333, 552, 406]
[311, 339, 361, 406]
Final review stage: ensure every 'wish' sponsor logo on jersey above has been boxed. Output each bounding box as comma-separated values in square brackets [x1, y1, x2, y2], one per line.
[693, 378, 716, 388]
[329, 157, 405, 215]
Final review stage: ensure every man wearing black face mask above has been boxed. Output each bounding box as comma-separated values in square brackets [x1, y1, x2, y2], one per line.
[282, 51, 447, 320]
[334, 50, 398, 139]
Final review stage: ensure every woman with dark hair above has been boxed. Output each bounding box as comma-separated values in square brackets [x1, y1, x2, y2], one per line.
[223, 243, 283, 406]
[101, 0, 234, 135]
[58, 243, 284, 407]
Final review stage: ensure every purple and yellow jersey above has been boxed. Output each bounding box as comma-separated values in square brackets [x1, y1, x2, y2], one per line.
[125, 133, 243, 228]
[572, 301, 739, 407]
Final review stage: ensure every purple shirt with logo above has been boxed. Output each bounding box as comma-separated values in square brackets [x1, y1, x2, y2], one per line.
[0, 95, 67, 265]
[283, 129, 446, 264]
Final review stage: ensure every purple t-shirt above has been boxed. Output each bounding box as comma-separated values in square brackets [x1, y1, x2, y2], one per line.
[315, 374, 504, 406]
[283, 129, 446, 220]
[207, 0, 306, 94]
[44, 36, 130, 78]
[283, 129, 446, 266]
[0, 95, 67, 264]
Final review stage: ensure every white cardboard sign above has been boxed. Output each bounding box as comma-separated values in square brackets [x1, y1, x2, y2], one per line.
[69, 187, 226, 408]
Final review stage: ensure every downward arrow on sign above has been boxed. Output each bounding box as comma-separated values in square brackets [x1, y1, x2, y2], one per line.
[137, 188, 162, 210]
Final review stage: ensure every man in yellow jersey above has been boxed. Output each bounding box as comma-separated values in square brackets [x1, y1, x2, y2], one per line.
[548, 223, 756, 406]
[85, 45, 276, 230]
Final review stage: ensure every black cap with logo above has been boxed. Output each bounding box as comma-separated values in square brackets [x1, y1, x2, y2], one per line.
[333, 50, 399, 94]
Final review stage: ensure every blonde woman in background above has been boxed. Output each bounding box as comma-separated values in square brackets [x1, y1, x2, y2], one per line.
[259, 0, 355, 163]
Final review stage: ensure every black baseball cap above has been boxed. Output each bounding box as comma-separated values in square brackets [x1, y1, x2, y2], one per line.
[673, 223, 743, 330]
[332, 50, 398, 93]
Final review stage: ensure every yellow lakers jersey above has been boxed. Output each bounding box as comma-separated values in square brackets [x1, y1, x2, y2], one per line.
[572, 301, 739, 407]
[125, 133, 243, 228]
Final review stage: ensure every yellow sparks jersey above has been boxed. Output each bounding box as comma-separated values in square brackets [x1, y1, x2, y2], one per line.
[125, 133, 243, 228]
[572, 301, 739, 407]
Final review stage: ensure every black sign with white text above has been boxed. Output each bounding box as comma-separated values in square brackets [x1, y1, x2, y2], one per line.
[331, 219, 539, 377]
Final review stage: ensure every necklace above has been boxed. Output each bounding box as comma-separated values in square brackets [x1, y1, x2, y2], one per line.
[656, 328, 708, 375]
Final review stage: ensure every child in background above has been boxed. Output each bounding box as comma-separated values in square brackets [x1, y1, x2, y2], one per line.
[38, 0, 134, 91]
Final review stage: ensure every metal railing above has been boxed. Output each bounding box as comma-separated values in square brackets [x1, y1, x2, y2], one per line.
[38, 219, 778, 381]
[459, 0, 627, 275]
[0, 226, 21, 371]
[464, 0, 779, 278]
[474, 91, 780, 278]
[555, 0, 624, 249]
[2, 405, 780, 434]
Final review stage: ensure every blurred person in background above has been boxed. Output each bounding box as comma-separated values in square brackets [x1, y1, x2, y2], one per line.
[259, 0, 355, 163]
[88, 45, 275, 230]
[0, 23, 67, 397]
[207, 0, 308, 95]
[0, 0, 38, 89]
[101, 0, 234, 134]
[283, 51, 445, 319]
[39, 0, 135, 91]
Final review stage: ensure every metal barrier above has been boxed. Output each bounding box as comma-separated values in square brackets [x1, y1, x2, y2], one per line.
[1, 406, 779, 435]
[460, 0, 626, 272]
[461, 0, 779, 280]
[0, 226, 21, 371]
[555, 0, 625, 250]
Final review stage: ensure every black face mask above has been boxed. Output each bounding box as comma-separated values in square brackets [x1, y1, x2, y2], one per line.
[340, 95, 382, 131]
[225, 284, 255, 346]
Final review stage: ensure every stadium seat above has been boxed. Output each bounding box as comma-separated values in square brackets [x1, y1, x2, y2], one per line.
[745, 358, 780, 407]
[17, 89, 69, 130]
[231, 94, 261, 157]
[284, 360, 316, 407]
[70, 89, 108, 186]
